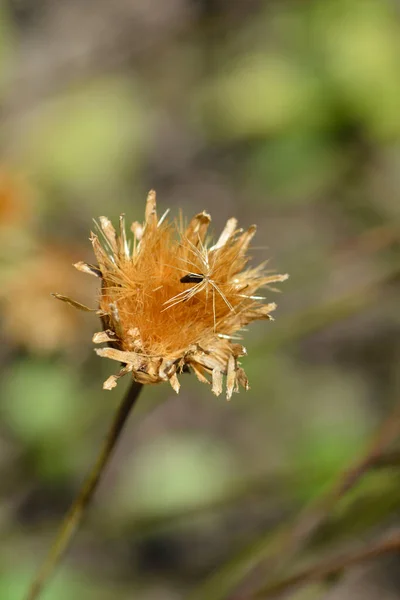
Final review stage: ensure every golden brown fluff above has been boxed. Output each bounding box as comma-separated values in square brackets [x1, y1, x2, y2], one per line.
[55, 191, 288, 399]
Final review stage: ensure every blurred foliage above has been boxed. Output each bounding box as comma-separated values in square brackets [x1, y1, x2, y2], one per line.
[0, 0, 399, 599]
[25, 79, 146, 201]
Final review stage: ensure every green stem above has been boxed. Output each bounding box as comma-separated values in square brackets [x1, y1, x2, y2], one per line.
[25, 380, 143, 600]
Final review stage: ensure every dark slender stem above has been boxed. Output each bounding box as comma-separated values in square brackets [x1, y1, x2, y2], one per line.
[228, 402, 400, 600]
[25, 380, 143, 600]
[250, 531, 400, 599]
[372, 449, 400, 469]
[280, 402, 400, 560]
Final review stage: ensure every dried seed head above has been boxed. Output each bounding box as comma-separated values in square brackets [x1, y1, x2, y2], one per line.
[2, 245, 95, 353]
[55, 191, 288, 399]
[0, 167, 31, 228]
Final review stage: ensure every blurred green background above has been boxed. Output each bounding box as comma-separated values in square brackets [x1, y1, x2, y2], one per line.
[0, 1, 399, 599]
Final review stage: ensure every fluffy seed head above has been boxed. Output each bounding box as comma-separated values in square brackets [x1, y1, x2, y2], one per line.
[55, 191, 288, 399]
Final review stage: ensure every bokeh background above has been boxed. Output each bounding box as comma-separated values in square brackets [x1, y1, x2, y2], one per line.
[0, 0, 399, 598]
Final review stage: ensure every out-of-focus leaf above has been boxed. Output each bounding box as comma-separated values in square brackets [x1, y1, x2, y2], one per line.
[248, 131, 343, 202]
[287, 368, 373, 500]
[0, 567, 105, 600]
[2, 360, 82, 442]
[1, 359, 91, 478]
[114, 433, 237, 518]
[23, 78, 147, 200]
[312, 0, 400, 139]
[200, 54, 324, 139]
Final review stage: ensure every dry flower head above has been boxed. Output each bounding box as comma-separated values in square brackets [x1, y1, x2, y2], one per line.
[0, 167, 31, 227]
[55, 191, 288, 399]
[2, 245, 96, 353]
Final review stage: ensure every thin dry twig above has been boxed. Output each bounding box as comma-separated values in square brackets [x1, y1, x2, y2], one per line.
[250, 530, 400, 599]
[227, 401, 400, 600]
[278, 402, 400, 564]
[25, 380, 143, 600]
[373, 449, 400, 469]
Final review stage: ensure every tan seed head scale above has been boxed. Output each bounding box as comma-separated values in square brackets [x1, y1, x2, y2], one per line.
[55, 191, 288, 399]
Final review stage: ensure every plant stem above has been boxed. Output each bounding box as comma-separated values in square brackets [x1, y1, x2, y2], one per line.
[278, 401, 400, 563]
[250, 530, 400, 598]
[25, 380, 143, 600]
[219, 402, 400, 600]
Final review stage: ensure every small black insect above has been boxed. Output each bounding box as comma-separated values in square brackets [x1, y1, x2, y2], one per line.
[180, 273, 204, 283]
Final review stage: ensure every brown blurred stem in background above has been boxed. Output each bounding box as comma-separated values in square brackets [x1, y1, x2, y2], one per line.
[275, 401, 400, 568]
[230, 401, 400, 600]
[250, 530, 400, 599]
[25, 380, 143, 600]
